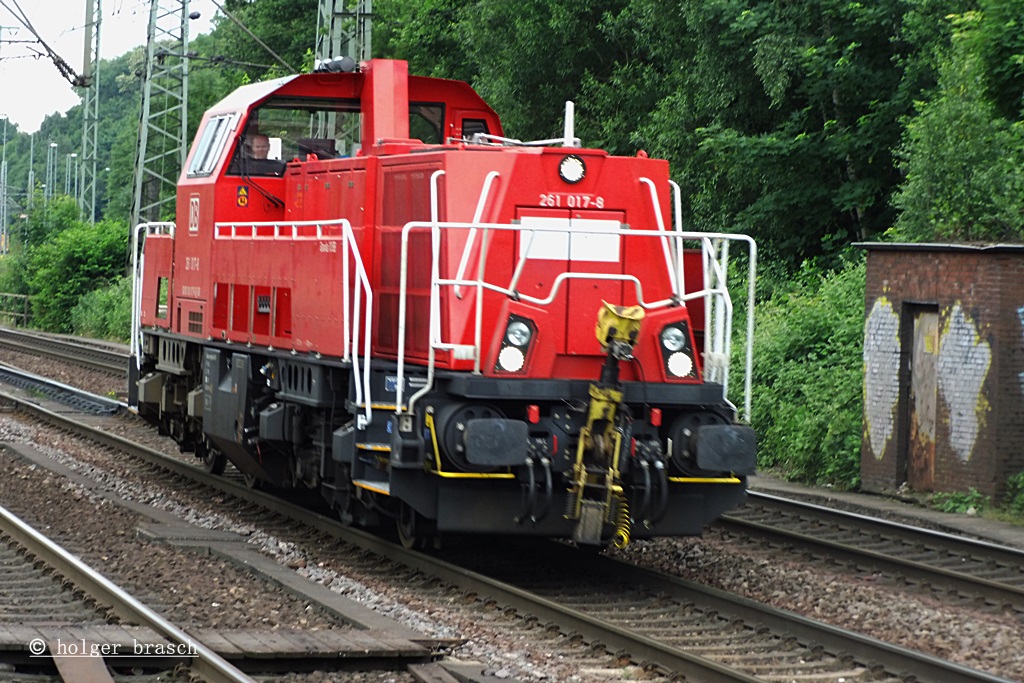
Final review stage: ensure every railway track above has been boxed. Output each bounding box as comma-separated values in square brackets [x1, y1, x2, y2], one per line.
[0, 502, 255, 683]
[0, 367, 1012, 683]
[0, 327, 127, 375]
[10, 327, 1023, 617]
[723, 491, 1024, 613]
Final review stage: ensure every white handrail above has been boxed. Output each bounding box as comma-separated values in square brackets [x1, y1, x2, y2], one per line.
[396, 170, 447, 414]
[341, 222, 373, 427]
[393, 219, 757, 421]
[214, 220, 346, 240]
[638, 177, 680, 298]
[214, 218, 374, 424]
[130, 222, 176, 374]
[453, 171, 500, 299]
[669, 180, 685, 293]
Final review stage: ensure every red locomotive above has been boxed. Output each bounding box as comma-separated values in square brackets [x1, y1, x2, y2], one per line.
[129, 58, 757, 548]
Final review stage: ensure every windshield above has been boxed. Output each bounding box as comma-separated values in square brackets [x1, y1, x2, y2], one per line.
[227, 98, 446, 177]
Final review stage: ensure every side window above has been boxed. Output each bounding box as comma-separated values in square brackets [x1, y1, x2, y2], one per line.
[462, 118, 489, 139]
[187, 113, 238, 177]
[409, 104, 444, 144]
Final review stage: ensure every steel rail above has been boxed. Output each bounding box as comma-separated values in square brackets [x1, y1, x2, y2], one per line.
[0, 327, 126, 375]
[0, 363, 122, 414]
[585, 549, 1011, 683]
[0, 503, 256, 683]
[1, 389, 1013, 683]
[720, 491, 1024, 609]
[746, 490, 1024, 563]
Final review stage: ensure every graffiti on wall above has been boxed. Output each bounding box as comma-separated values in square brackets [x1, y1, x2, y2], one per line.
[937, 303, 991, 462]
[1019, 306, 1024, 391]
[864, 297, 900, 459]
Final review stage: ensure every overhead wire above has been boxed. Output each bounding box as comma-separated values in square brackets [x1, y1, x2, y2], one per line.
[0, 0, 85, 85]
[206, 0, 297, 74]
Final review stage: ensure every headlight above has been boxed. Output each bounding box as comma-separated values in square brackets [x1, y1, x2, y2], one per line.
[667, 351, 694, 378]
[506, 320, 532, 347]
[661, 326, 686, 352]
[558, 155, 586, 184]
[498, 346, 526, 373]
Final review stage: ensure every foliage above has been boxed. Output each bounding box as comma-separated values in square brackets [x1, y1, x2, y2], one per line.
[27, 219, 128, 333]
[214, 0, 316, 79]
[70, 276, 132, 342]
[0, 249, 32, 297]
[1004, 471, 1024, 516]
[377, 0, 977, 271]
[19, 195, 83, 248]
[891, 5, 1024, 242]
[750, 257, 865, 489]
[375, 0, 475, 81]
[931, 488, 990, 514]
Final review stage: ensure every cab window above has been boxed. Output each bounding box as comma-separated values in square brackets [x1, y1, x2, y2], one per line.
[410, 103, 444, 144]
[228, 97, 362, 177]
[188, 113, 238, 177]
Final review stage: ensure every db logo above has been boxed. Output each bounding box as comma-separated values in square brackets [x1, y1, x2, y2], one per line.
[237, 185, 249, 207]
[188, 194, 200, 233]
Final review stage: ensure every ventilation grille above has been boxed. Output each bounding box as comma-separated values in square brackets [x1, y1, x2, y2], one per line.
[284, 363, 314, 395]
[188, 310, 203, 334]
[277, 360, 331, 406]
[157, 337, 187, 373]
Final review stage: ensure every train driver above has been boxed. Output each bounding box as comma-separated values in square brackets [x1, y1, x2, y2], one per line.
[245, 134, 271, 159]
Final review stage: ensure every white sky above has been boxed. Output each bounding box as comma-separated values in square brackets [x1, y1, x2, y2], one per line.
[0, 0, 216, 134]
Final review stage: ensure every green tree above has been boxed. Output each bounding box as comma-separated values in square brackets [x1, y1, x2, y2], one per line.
[635, 0, 969, 273]
[27, 219, 128, 332]
[376, 0, 475, 82]
[210, 0, 315, 79]
[892, 6, 1024, 241]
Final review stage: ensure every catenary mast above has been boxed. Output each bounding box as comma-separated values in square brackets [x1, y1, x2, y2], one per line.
[80, 0, 101, 223]
[131, 0, 191, 229]
[317, 0, 372, 64]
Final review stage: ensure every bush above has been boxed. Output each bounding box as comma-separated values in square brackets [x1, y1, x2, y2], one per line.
[931, 488, 989, 514]
[27, 219, 128, 333]
[70, 276, 132, 342]
[1004, 471, 1024, 516]
[751, 257, 865, 489]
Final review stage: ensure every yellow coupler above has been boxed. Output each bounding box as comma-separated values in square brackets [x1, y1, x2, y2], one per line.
[567, 303, 645, 547]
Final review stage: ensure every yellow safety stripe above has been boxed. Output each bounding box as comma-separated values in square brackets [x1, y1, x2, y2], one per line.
[424, 412, 515, 480]
[353, 481, 390, 495]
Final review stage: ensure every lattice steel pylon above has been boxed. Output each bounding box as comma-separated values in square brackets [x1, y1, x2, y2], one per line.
[80, 0, 101, 224]
[131, 0, 191, 229]
[316, 0, 372, 64]
[1, 117, 8, 254]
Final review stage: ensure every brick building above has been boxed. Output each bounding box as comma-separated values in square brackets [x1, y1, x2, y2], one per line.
[860, 243, 1024, 501]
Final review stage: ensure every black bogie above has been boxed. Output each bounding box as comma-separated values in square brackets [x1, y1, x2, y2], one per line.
[132, 331, 749, 544]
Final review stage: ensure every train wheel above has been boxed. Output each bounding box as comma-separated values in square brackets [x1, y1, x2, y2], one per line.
[396, 503, 437, 550]
[396, 503, 420, 549]
[198, 440, 226, 475]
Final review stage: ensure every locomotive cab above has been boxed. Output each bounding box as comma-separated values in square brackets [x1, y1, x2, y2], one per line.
[130, 59, 757, 549]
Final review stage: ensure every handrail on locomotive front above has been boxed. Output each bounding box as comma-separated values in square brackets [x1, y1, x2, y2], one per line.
[395, 215, 757, 421]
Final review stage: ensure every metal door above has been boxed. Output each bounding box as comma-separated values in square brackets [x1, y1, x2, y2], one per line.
[907, 311, 938, 491]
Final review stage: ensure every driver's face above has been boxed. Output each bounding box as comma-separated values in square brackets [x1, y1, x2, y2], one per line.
[248, 138, 270, 158]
